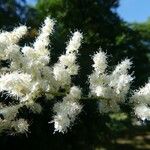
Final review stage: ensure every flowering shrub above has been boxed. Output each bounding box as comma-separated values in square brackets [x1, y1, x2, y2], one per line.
[0, 17, 149, 134]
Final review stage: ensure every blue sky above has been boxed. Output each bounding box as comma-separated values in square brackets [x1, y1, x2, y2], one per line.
[26, 0, 150, 23]
[26, 0, 36, 6]
[117, 0, 150, 22]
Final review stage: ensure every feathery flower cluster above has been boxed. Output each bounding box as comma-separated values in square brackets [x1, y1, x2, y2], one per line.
[53, 31, 82, 87]
[89, 51, 133, 113]
[132, 82, 150, 121]
[0, 17, 149, 134]
[0, 17, 83, 134]
[52, 86, 82, 133]
[0, 26, 27, 59]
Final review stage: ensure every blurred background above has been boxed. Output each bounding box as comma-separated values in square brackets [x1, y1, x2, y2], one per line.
[0, 0, 150, 150]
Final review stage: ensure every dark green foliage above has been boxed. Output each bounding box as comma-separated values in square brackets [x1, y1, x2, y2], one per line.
[131, 19, 150, 49]
[0, 0, 38, 29]
[0, 0, 26, 28]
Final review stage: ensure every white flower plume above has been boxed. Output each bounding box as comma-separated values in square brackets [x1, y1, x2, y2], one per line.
[0, 72, 32, 98]
[0, 16, 149, 134]
[52, 86, 82, 133]
[66, 31, 83, 54]
[53, 31, 83, 87]
[89, 53, 133, 113]
[0, 18, 84, 134]
[134, 104, 150, 121]
[132, 81, 150, 121]
[0, 25, 27, 46]
[92, 50, 107, 74]
[0, 25, 27, 59]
